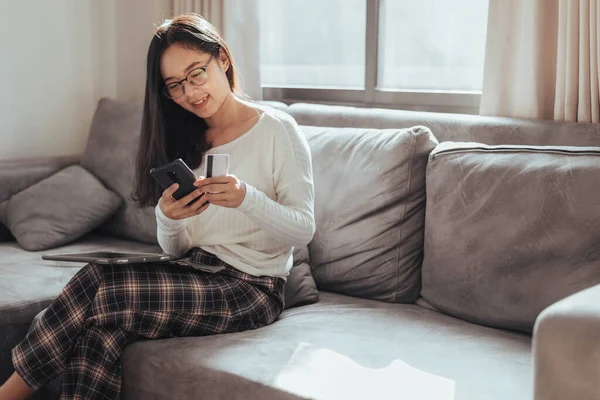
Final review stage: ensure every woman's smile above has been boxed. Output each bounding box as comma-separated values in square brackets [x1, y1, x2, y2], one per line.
[192, 94, 209, 109]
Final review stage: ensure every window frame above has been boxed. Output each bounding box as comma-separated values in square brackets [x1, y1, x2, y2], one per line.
[261, 0, 483, 115]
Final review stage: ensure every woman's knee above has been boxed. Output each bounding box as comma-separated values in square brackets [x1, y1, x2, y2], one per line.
[78, 326, 136, 361]
[77, 262, 106, 279]
[65, 262, 106, 293]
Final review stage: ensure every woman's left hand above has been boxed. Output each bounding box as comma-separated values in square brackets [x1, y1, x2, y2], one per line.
[194, 175, 246, 208]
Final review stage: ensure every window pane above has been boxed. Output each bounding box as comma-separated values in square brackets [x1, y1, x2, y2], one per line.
[259, 0, 366, 89]
[378, 0, 489, 92]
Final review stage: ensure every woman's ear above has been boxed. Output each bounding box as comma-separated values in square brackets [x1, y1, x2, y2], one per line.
[218, 47, 230, 72]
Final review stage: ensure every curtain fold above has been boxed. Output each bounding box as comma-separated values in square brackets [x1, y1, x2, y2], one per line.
[171, 0, 262, 100]
[172, 0, 224, 30]
[481, 0, 600, 123]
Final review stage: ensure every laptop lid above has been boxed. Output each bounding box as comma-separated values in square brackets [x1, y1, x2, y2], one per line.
[42, 251, 178, 264]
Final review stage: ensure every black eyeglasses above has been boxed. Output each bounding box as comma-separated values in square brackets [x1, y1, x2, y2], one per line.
[163, 55, 215, 99]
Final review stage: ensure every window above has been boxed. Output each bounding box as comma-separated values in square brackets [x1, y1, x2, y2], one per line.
[259, 0, 367, 89]
[259, 0, 489, 114]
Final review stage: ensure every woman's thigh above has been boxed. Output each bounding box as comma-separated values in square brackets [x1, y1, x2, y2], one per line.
[87, 263, 282, 337]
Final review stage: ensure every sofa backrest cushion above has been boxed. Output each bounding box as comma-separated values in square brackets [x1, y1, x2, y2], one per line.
[81, 98, 158, 244]
[285, 103, 600, 147]
[303, 125, 438, 302]
[422, 141, 600, 333]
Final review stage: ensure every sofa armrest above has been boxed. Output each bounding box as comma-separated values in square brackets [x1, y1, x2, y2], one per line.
[533, 283, 600, 400]
[0, 155, 81, 203]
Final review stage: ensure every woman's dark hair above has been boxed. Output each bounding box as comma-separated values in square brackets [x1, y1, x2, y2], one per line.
[132, 13, 239, 208]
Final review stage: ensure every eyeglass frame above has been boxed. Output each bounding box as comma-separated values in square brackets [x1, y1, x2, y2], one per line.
[162, 54, 216, 99]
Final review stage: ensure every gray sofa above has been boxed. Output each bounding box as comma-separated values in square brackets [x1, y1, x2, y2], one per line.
[2, 98, 600, 400]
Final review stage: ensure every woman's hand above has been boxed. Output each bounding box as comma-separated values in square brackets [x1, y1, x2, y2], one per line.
[195, 175, 247, 208]
[158, 182, 210, 220]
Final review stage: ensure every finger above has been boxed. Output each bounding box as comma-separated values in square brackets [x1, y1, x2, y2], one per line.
[162, 183, 179, 200]
[209, 175, 235, 184]
[175, 196, 205, 218]
[193, 200, 210, 215]
[197, 191, 210, 206]
[184, 193, 205, 208]
[190, 190, 210, 206]
[185, 195, 209, 215]
[201, 183, 229, 194]
[193, 176, 210, 188]
[178, 188, 204, 206]
[205, 192, 230, 203]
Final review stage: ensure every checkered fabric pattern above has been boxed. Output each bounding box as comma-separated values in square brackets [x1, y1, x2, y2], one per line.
[12, 247, 285, 400]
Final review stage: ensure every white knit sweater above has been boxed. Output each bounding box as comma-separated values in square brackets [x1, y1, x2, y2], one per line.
[155, 107, 315, 278]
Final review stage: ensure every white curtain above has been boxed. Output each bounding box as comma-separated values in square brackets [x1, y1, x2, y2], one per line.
[481, 0, 600, 123]
[171, 0, 263, 100]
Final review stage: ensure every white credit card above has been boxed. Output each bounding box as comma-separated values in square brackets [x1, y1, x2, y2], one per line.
[204, 154, 229, 178]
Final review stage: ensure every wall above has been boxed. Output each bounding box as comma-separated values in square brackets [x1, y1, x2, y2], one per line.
[114, 0, 173, 104]
[0, 0, 172, 160]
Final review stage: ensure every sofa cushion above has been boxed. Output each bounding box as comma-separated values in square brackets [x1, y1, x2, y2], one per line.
[0, 156, 80, 243]
[302, 125, 438, 302]
[81, 98, 158, 244]
[422, 142, 600, 333]
[286, 246, 319, 308]
[0, 165, 122, 251]
[0, 155, 80, 203]
[37, 292, 532, 400]
[284, 102, 600, 147]
[121, 292, 532, 400]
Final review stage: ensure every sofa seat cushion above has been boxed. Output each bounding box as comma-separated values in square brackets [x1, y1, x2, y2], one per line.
[118, 292, 532, 400]
[0, 234, 162, 384]
[1, 235, 316, 390]
[422, 142, 600, 333]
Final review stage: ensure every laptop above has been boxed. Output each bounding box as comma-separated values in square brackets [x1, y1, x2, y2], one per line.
[42, 251, 179, 265]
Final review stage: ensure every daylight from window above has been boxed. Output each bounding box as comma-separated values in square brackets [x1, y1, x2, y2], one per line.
[259, 0, 489, 92]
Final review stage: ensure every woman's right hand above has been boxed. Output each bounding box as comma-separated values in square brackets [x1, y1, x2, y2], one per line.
[158, 181, 210, 220]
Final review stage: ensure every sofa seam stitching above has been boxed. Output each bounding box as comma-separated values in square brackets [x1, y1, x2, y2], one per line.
[395, 129, 417, 302]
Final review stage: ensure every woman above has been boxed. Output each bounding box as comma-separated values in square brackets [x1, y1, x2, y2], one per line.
[0, 13, 314, 400]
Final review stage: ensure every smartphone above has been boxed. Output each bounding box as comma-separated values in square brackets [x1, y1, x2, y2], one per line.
[150, 158, 199, 201]
[204, 154, 230, 178]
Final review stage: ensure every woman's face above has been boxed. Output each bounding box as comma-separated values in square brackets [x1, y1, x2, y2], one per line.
[160, 43, 231, 119]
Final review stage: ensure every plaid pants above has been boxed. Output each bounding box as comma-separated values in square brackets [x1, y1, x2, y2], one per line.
[12, 248, 285, 400]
